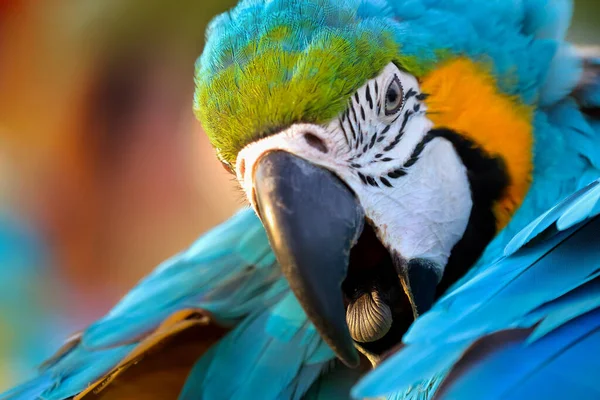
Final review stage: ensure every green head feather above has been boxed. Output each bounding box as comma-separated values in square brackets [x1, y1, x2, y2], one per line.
[194, 2, 436, 166]
[195, 0, 570, 166]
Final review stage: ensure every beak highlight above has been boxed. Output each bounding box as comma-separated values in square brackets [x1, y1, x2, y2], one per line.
[254, 151, 364, 367]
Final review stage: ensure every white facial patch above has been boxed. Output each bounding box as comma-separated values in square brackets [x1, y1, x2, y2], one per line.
[236, 63, 472, 277]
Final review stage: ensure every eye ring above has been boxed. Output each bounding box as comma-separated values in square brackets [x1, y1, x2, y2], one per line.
[384, 75, 404, 116]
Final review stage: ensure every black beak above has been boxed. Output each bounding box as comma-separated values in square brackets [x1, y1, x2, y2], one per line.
[254, 151, 364, 367]
[396, 258, 439, 319]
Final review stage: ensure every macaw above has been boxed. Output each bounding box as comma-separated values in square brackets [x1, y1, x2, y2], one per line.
[3, 0, 600, 399]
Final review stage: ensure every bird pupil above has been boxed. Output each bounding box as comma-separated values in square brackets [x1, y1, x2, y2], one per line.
[387, 89, 397, 103]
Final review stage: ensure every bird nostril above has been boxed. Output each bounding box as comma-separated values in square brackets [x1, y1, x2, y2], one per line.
[303, 132, 328, 153]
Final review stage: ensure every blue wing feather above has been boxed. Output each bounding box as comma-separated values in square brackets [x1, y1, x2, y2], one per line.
[525, 278, 600, 342]
[43, 346, 136, 400]
[184, 287, 334, 399]
[303, 365, 363, 400]
[435, 308, 600, 400]
[3, 208, 335, 399]
[0, 375, 51, 400]
[503, 180, 600, 256]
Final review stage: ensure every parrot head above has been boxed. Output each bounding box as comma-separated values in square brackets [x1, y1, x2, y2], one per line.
[195, 0, 570, 366]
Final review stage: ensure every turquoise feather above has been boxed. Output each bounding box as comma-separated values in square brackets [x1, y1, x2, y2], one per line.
[438, 308, 600, 400]
[1, 208, 339, 399]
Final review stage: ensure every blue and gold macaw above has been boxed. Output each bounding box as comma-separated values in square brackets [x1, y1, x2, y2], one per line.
[3, 0, 600, 399]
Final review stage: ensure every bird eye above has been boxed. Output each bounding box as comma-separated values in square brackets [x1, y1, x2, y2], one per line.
[384, 75, 404, 116]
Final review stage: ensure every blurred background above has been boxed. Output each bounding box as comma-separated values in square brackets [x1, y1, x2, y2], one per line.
[0, 0, 598, 390]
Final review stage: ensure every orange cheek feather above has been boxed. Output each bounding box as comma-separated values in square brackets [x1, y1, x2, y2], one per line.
[421, 58, 534, 230]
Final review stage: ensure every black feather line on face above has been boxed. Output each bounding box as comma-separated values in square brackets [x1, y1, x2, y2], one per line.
[404, 87, 417, 101]
[341, 81, 427, 171]
[402, 130, 437, 169]
[380, 176, 393, 187]
[366, 176, 379, 187]
[349, 100, 358, 126]
[369, 134, 378, 149]
[387, 169, 406, 179]
[346, 110, 357, 145]
[384, 109, 413, 151]
[421, 128, 510, 297]
[358, 172, 368, 184]
[366, 83, 374, 110]
[339, 117, 351, 148]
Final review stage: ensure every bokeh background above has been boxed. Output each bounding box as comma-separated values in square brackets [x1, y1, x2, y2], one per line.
[0, 0, 598, 390]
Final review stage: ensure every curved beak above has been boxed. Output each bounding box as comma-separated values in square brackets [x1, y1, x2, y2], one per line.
[254, 151, 364, 367]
